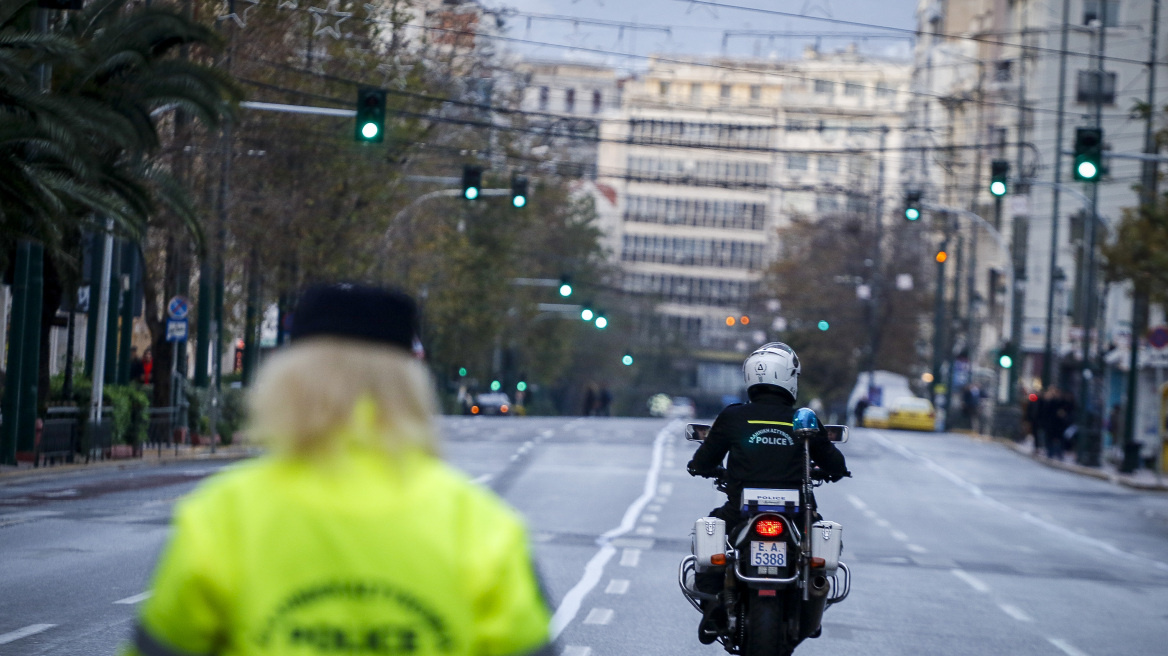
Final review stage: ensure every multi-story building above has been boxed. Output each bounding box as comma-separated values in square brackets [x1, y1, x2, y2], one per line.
[912, 0, 1168, 458]
[595, 46, 912, 396]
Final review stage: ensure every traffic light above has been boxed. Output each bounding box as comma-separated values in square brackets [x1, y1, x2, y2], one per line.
[490, 379, 502, 391]
[622, 353, 634, 366]
[817, 320, 830, 331]
[457, 367, 467, 378]
[355, 88, 386, 142]
[935, 250, 948, 263]
[998, 342, 1016, 369]
[595, 313, 608, 329]
[511, 175, 528, 208]
[904, 190, 922, 221]
[580, 303, 594, 321]
[517, 380, 528, 392]
[462, 165, 483, 200]
[1073, 127, 1103, 181]
[559, 275, 572, 297]
[990, 160, 1009, 197]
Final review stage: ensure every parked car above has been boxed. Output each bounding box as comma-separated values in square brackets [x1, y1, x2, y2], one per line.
[861, 405, 890, 429]
[887, 396, 936, 432]
[665, 396, 696, 419]
[471, 392, 512, 416]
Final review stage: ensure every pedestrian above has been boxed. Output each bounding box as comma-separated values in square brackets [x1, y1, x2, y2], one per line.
[141, 347, 153, 385]
[853, 397, 869, 427]
[583, 383, 598, 416]
[598, 386, 613, 416]
[123, 283, 552, 656]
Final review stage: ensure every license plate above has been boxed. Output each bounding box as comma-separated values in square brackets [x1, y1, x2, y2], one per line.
[750, 541, 787, 568]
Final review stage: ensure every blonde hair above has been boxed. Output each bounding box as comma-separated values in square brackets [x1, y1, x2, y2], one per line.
[248, 338, 441, 456]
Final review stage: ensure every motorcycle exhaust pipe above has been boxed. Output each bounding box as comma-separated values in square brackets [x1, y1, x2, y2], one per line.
[801, 574, 830, 639]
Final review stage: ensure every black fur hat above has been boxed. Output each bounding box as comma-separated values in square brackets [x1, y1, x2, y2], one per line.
[290, 283, 418, 351]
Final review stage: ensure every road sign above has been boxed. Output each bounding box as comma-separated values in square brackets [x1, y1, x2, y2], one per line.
[1148, 326, 1168, 349]
[166, 318, 189, 342]
[167, 296, 190, 320]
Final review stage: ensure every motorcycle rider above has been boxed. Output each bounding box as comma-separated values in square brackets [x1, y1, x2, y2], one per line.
[686, 342, 849, 640]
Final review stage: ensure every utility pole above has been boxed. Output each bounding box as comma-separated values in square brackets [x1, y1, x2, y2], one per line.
[865, 127, 888, 395]
[932, 216, 952, 424]
[1122, 0, 1160, 473]
[1043, 0, 1073, 390]
[1008, 22, 1030, 408]
[1076, 17, 1107, 467]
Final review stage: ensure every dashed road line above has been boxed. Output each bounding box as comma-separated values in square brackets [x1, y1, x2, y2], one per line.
[114, 592, 152, 605]
[998, 603, 1033, 622]
[890, 530, 908, 542]
[471, 473, 493, 485]
[907, 544, 928, 554]
[875, 518, 891, 528]
[634, 526, 654, 535]
[582, 608, 614, 625]
[605, 579, 630, 594]
[1048, 638, 1091, 656]
[621, 544, 649, 565]
[0, 624, 56, 645]
[951, 568, 990, 593]
[641, 514, 658, 523]
[846, 494, 868, 510]
[561, 647, 591, 656]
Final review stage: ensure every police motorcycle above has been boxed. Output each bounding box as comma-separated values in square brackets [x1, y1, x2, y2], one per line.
[678, 409, 851, 656]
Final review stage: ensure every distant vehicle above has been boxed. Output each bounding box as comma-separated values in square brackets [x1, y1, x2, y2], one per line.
[861, 405, 890, 429]
[471, 392, 512, 416]
[665, 396, 696, 419]
[886, 396, 936, 432]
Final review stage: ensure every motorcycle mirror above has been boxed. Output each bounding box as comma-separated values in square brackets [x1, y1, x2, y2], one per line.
[685, 423, 711, 442]
[824, 425, 849, 443]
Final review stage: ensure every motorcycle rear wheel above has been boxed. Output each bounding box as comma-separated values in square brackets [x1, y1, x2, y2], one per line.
[744, 595, 792, 656]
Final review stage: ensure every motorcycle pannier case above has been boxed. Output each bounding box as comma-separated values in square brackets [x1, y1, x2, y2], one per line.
[810, 521, 843, 574]
[693, 517, 727, 570]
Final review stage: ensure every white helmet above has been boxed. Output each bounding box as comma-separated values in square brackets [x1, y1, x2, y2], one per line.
[742, 342, 800, 399]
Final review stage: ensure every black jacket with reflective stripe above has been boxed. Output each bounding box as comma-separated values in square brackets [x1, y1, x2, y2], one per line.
[686, 392, 847, 495]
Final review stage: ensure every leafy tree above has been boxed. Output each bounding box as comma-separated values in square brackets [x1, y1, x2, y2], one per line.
[1102, 197, 1168, 305]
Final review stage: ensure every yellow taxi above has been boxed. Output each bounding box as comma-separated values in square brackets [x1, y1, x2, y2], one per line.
[886, 396, 936, 432]
[861, 405, 890, 429]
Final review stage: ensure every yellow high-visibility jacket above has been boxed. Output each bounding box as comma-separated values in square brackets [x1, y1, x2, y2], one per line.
[125, 416, 550, 656]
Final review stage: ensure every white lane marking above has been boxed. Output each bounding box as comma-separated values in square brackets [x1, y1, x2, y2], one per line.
[634, 526, 655, 535]
[641, 514, 659, 523]
[541, 429, 555, 438]
[549, 422, 676, 639]
[890, 530, 908, 542]
[113, 591, 152, 605]
[846, 494, 867, 511]
[43, 488, 79, 498]
[620, 547, 642, 567]
[0, 624, 57, 645]
[509, 454, 520, 462]
[1048, 638, 1091, 656]
[647, 504, 663, 513]
[583, 608, 614, 625]
[867, 431, 1168, 573]
[998, 603, 1033, 622]
[862, 509, 878, 520]
[561, 647, 591, 656]
[471, 473, 493, 485]
[605, 579, 630, 594]
[907, 544, 929, 554]
[875, 519, 891, 528]
[653, 496, 668, 505]
[951, 569, 990, 593]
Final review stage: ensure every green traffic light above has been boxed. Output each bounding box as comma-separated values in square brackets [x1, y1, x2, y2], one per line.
[464, 187, 479, 200]
[595, 316, 608, 329]
[1077, 160, 1098, 180]
[512, 195, 526, 208]
[458, 367, 467, 377]
[581, 308, 594, 321]
[999, 354, 1013, 369]
[622, 354, 633, 366]
[360, 122, 379, 140]
[818, 320, 829, 331]
[990, 180, 1006, 197]
[559, 283, 572, 297]
[490, 380, 501, 391]
[905, 207, 920, 221]
[517, 381, 527, 392]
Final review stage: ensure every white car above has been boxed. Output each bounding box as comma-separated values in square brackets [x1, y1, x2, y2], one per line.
[665, 397, 696, 419]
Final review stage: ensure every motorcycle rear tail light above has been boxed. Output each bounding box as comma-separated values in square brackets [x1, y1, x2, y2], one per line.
[710, 554, 726, 566]
[810, 557, 826, 568]
[471, 406, 480, 414]
[755, 518, 783, 537]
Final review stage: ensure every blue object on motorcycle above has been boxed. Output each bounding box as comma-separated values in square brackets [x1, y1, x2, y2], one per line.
[793, 407, 821, 436]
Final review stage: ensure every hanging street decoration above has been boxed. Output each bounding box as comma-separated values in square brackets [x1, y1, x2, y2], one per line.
[217, 0, 260, 28]
[309, 0, 352, 39]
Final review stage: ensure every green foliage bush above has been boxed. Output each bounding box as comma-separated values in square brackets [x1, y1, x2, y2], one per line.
[105, 385, 149, 445]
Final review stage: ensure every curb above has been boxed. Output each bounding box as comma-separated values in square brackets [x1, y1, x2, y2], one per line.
[992, 436, 1168, 492]
[0, 447, 258, 485]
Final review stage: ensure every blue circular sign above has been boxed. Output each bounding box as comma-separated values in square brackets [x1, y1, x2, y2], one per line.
[1149, 327, 1168, 349]
[167, 296, 190, 320]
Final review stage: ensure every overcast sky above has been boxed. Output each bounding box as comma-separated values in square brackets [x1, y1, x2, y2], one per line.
[483, 0, 922, 70]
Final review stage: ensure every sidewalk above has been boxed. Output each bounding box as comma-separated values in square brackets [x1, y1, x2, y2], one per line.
[0, 443, 261, 483]
[988, 434, 1168, 492]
